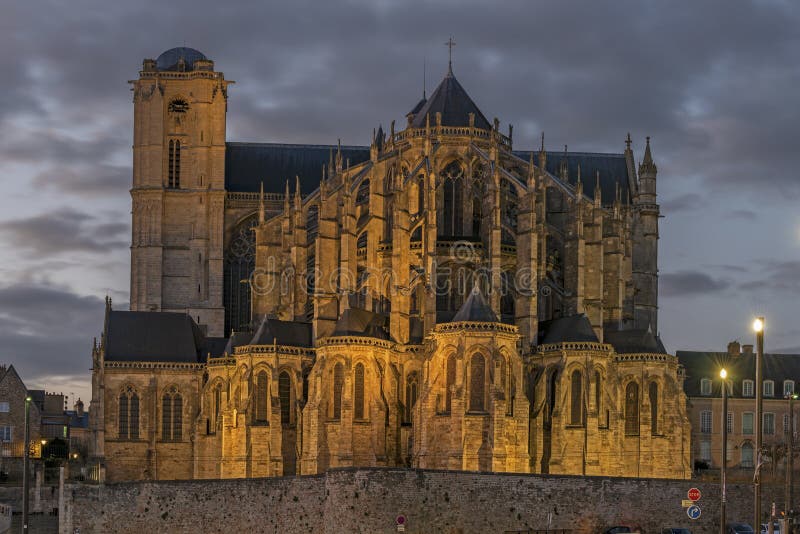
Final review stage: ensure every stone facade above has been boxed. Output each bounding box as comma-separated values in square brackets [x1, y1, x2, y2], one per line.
[61, 467, 797, 534]
[89, 47, 691, 483]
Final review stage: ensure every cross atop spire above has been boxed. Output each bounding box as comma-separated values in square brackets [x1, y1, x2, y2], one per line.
[445, 36, 456, 75]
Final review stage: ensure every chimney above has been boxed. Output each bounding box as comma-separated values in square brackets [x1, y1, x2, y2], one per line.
[74, 398, 84, 417]
[742, 344, 754, 356]
[728, 341, 741, 357]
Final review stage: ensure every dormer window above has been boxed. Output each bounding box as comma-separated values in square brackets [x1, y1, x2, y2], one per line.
[168, 98, 189, 113]
[784, 380, 795, 396]
[743, 379, 754, 397]
[764, 380, 775, 397]
[700, 378, 712, 396]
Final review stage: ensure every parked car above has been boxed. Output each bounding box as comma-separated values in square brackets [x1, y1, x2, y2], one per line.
[661, 529, 692, 534]
[728, 523, 755, 534]
[760, 523, 782, 534]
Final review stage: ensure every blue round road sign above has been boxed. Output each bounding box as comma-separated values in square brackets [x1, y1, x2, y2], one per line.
[686, 505, 701, 520]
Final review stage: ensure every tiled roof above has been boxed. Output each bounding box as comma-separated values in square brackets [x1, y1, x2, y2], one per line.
[250, 316, 313, 347]
[513, 150, 632, 207]
[332, 308, 390, 340]
[538, 314, 598, 344]
[105, 311, 205, 363]
[452, 288, 498, 323]
[410, 70, 491, 130]
[225, 142, 371, 194]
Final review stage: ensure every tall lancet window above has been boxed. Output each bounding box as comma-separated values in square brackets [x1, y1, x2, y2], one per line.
[469, 353, 486, 412]
[438, 162, 464, 237]
[168, 139, 181, 189]
[570, 370, 583, 426]
[354, 363, 365, 420]
[332, 363, 344, 420]
[625, 382, 640, 436]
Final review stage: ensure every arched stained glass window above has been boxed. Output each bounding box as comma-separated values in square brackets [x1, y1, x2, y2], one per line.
[438, 162, 464, 237]
[649, 381, 658, 435]
[354, 363, 366, 420]
[224, 216, 257, 333]
[118, 385, 139, 440]
[625, 382, 639, 436]
[570, 370, 582, 426]
[255, 371, 269, 422]
[469, 353, 486, 412]
[445, 355, 456, 413]
[162, 386, 182, 441]
[405, 371, 419, 423]
[279, 371, 292, 425]
[333, 363, 344, 420]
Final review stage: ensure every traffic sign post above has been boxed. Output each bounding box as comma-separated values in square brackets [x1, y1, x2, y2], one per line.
[687, 505, 702, 520]
[396, 515, 406, 532]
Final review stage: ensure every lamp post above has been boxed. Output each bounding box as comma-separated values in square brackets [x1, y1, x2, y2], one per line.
[786, 393, 797, 523]
[721, 368, 729, 534]
[22, 395, 31, 534]
[754, 317, 765, 530]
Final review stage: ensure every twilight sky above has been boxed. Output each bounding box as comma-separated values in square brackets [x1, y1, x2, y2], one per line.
[1, 0, 799, 405]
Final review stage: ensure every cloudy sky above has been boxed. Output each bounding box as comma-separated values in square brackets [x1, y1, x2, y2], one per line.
[1, 0, 798, 404]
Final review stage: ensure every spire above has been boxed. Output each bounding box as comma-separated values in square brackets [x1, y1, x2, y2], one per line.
[539, 131, 547, 169]
[594, 171, 602, 207]
[294, 175, 302, 210]
[335, 139, 343, 173]
[625, 132, 632, 152]
[445, 36, 456, 76]
[284, 180, 290, 213]
[575, 164, 583, 197]
[639, 135, 658, 175]
[258, 181, 265, 224]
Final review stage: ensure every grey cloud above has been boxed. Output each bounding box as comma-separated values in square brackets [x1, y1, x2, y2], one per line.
[32, 164, 130, 197]
[661, 271, 731, 297]
[739, 261, 800, 295]
[0, 283, 104, 395]
[725, 209, 758, 221]
[0, 208, 129, 256]
[661, 193, 706, 214]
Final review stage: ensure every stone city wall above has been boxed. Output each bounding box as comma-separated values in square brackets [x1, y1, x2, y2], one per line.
[61, 468, 793, 534]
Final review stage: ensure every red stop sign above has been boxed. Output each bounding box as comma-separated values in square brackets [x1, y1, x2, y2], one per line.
[688, 488, 701, 501]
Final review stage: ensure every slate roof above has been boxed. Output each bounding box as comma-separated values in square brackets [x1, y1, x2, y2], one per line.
[155, 47, 207, 71]
[538, 314, 598, 344]
[202, 337, 228, 358]
[677, 350, 800, 398]
[105, 311, 205, 363]
[513, 150, 632, 207]
[223, 330, 254, 355]
[250, 316, 313, 347]
[225, 142, 371, 194]
[410, 69, 492, 130]
[408, 96, 427, 116]
[452, 288, 498, 322]
[332, 308, 390, 340]
[604, 328, 666, 354]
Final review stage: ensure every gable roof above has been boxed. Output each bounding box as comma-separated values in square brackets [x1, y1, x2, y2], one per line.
[104, 311, 205, 363]
[225, 142, 371, 194]
[410, 69, 491, 130]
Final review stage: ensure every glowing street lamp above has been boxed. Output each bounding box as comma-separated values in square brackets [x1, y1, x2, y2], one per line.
[721, 368, 728, 534]
[754, 316, 765, 529]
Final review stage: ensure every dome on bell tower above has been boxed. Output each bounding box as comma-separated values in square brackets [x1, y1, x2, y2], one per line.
[155, 47, 208, 71]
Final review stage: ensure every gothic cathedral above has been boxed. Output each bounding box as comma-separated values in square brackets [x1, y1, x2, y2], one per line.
[88, 47, 691, 482]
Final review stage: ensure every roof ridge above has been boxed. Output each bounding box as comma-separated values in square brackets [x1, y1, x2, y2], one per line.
[227, 141, 369, 151]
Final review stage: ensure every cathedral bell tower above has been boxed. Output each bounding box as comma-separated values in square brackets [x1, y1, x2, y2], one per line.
[129, 47, 232, 336]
